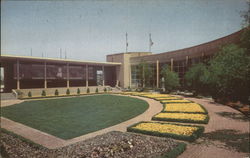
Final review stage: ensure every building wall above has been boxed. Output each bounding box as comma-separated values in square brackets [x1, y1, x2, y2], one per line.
[107, 29, 243, 88]
[0, 56, 120, 92]
[107, 52, 152, 88]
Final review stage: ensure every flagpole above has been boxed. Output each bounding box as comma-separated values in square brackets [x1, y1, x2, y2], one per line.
[149, 33, 153, 52]
[149, 33, 151, 52]
[126, 32, 128, 53]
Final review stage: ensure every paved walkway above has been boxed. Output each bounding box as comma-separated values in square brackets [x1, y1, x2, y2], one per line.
[1, 99, 24, 107]
[177, 96, 249, 158]
[1, 95, 163, 149]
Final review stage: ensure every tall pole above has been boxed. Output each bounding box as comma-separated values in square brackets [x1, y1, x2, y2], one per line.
[30, 48, 33, 56]
[126, 32, 128, 53]
[17, 59, 20, 89]
[64, 48, 67, 59]
[44, 62, 47, 89]
[156, 60, 159, 88]
[67, 63, 69, 88]
[60, 48, 62, 59]
[149, 33, 153, 52]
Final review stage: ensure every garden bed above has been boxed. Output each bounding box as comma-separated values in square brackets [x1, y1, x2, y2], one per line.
[127, 121, 204, 142]
[162, 103, 208, 114]
[161, 99, 192, 104]
[1, 129, 186, 158]
[152, 113, 209, 124]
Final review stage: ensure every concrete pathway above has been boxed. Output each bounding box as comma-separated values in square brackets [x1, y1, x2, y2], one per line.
[1, 95, 163, 149]
[177, 96, 249, 158]
[1, 99, 24, 107]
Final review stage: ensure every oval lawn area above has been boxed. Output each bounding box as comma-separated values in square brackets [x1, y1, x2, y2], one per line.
[1, 94, 149, 139]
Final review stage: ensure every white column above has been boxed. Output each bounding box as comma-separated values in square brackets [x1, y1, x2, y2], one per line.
[67, 63, 69, 88]
[186, 56, 189, 65]
[156, 60, 159, 88]
[171, 58, 174, 72]
[44, 62, 47, 88]
[102, 66, 105, 86]
[86, 64, 88, 87]
[17, 60, 20, 89]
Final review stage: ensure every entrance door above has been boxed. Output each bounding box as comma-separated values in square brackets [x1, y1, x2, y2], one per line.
[96, 70, 103, 86]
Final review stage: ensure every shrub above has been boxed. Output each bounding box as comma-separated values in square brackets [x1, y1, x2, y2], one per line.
[208, 44, 250, 103]
[87, 88, 90, 93]
[161, 143, 186, 158]
[66, 89, 70, 95]
[28, 91, 32, 97]
[77, 88, 80, 95]
[95, 88, 98, 93]
[184, 63, 210, 96]
[41, 90, 46, 97]
[55, 89, 59, 96]
[161, 65, 180, 93]
[104, 87, 107, 92]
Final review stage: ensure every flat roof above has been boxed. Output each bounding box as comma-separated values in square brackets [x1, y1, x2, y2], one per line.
[107, 52, 152, 56]
[1, 54, 121, 66]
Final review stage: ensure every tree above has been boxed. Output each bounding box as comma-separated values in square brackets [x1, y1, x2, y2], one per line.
[77, 88, 80, 95]
[208, 44, 250, 103]
[185, 63, 210, 96]
[161, 65, 180, 92]
[241, 0, 250, 27]
[240, 1, 250, 55]
[66, 89, 70, 95]
[55, 89, 59, 96]
[137, 61, 153, 87]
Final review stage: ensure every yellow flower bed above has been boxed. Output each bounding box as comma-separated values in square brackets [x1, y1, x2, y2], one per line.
[142, 94, 171, 98]
[132, 122, 198, 136]
[161, 99, 191, 103]
[164, 103, 205, 113]
[155, 97, 180, 100]
[154, 113, 207, 121]
[132, 92, 150, 96]
[121, 92, 134, 95]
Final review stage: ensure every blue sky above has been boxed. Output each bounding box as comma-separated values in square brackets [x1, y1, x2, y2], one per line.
[1, 0, 248, 61]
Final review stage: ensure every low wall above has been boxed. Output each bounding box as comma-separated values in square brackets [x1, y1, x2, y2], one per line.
[14, 86, 111, 98]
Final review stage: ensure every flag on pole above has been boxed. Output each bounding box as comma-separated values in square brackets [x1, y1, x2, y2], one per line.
[149, 33, 154, 46]
[126, 32, 128, 52]
[149, 33, 154, 52]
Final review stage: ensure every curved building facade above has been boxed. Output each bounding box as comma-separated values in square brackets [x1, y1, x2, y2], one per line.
[107, 29, 243, 88]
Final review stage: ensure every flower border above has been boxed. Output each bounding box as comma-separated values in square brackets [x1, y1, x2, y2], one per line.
[127, 121, 204, 142]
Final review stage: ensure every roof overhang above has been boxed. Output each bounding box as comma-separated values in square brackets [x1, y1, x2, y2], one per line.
[0, 54, 121, 66]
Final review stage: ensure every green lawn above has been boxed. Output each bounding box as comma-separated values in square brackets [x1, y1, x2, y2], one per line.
[1, 94, 149, 139]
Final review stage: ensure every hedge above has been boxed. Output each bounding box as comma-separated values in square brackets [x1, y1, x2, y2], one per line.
[160, 142, 187, 158]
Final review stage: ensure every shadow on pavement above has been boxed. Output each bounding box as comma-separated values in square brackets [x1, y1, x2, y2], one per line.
[216, 112, 249, 122]
[202, 129, 250, 153]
